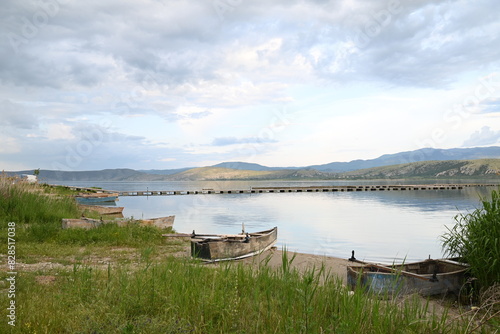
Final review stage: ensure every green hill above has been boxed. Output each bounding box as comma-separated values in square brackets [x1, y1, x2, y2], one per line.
[343, 159, 500, 179]
[13, 158, 500, 182]
[164, 167, 332, 181]
[165, 159, 500, 180]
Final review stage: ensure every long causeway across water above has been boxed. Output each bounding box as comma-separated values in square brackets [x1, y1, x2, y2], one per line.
[65, 184, 497, 197]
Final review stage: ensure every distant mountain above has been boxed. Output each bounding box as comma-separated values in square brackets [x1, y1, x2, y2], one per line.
[211, 161, 303, 171]
[165, 167, 331, 181]
[198, 147, 500, 173]
[137, 168, 192, 175]
[211, 162, 285, 171]
[343, 159, 500, 179]
[308, 146, 500, 172]
[14, 168, 165, 182]
[165, 167, 275, 181]
[8, 146, 500, 181]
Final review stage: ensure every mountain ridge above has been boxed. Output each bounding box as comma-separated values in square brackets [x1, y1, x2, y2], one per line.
[8, 146, 500, 181]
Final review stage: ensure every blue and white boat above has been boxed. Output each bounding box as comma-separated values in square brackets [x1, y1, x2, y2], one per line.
[75, 193, 118, 204]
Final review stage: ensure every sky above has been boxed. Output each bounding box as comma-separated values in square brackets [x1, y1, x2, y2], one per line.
[1, 0, 500, 171]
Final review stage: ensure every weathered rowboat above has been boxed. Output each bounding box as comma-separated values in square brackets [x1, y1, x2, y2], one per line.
[78, 204, 124, 215]
[136, 216, 175, 229]
[347, 259, 468, 296]
[191, 227, 278, 262]
[62, 215, 175, 229]
[75, 193, 119, 204]
[62, 218, 103, 229]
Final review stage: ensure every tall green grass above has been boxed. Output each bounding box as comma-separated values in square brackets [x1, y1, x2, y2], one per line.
[442, 189, 500, 290]
[0, 255, 476, 334]
[0, 175, 166, 247]
[0, 176, 79, 225]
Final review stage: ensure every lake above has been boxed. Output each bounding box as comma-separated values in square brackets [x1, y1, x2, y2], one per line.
[54, 180, 497, 263]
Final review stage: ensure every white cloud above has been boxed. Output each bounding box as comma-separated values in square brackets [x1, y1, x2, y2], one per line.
[463, 126, 500, 147]
[45, 123, 75, 140]
[158, 157, 176, 162]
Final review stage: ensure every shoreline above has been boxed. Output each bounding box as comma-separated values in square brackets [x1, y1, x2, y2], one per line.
[237, 248, 353, 283]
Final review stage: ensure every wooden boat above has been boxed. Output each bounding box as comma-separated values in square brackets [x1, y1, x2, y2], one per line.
[62, 215, 174, 229]
[190, 227, 278, 262]
[78, 204, 124, 215]
[136, 216, 175, 229]
[347, 259, 468, 296]
[62, 218, 103, 229]
[75, 192, 119, 204]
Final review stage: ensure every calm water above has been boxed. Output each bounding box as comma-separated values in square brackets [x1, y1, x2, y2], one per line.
[54, 180, 497, 263]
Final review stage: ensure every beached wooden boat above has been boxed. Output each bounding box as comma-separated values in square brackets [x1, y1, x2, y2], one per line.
[62, 215, 174, 229]
[75, 193, 119, 204]
[62, 218, 103, 229]
[347, 259, 468, 296]
[136, 216, 175, 229]
[78, 204, 124, 215]
[190, 227, 278, 262]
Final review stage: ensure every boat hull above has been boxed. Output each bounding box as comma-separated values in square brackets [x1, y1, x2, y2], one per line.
[137, 216, 175, 229]
[75, 194, 118, 204]
[191, 227, 277, 262]
[62, 215, 175, 229]
[347, 259, 468, 296]
[78, 204, 124, 215]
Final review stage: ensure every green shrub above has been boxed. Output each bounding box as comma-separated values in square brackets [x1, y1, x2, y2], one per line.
[442, 189, 500, 290]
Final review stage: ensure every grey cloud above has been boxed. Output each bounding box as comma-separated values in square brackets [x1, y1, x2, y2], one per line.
[0, 127, 173, 171]
[462, 126, 500, 147]
[352, 1, 500, 87]
[70, 122, 147, 144]
[270, 1, 500, 87]
[3, 0, 500, 92]
[0, 99, 39, 129]
[1, 0, 220, 89]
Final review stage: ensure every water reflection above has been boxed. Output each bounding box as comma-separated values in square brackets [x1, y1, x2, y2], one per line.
[114, 187, 494, 263]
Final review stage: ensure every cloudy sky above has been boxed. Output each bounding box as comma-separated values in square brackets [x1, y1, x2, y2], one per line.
[1, 0, 500, 171]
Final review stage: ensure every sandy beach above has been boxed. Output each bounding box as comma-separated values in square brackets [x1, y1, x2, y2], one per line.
[238, 248, 353, 283]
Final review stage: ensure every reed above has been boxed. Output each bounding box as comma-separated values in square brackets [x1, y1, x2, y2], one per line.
[442, 189, 500, 290]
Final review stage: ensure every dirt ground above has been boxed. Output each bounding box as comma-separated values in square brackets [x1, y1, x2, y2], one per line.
[239, 248, 352, 282]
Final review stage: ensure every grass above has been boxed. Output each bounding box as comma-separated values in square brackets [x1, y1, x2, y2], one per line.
[0, 175, 498, 333]
[442, 189, 500, 290]
[0, 255, 477, 334]
[0, 175, 169, 248]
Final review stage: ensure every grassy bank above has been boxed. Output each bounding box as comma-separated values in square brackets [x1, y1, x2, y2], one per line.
[0, 257, 469, 333]
[0, 175, 168, 248]
[0, 176, 497, 333]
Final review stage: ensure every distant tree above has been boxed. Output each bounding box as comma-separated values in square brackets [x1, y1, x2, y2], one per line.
[442, 189, 500, 290]
[34, 168, 40, 176]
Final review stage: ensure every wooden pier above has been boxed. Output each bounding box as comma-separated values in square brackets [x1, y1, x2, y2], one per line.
[63, 184, 497, 197]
